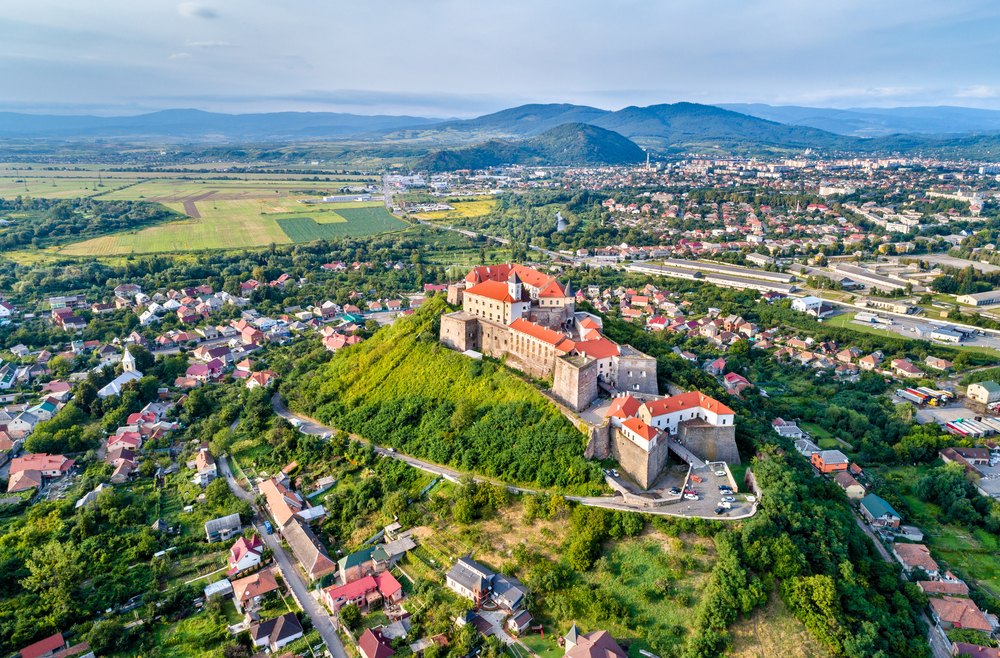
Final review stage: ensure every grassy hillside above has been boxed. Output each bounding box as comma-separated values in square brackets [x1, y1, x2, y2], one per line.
[418, 122, 645, 171]
[280, 296, 604, 492]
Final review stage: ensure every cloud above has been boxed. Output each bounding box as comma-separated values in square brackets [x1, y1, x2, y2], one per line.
[178, 3, 217, 19]
[187, 41, 235, 47]
[955, 86, 1000, 99]
[168, 52, 191, 60]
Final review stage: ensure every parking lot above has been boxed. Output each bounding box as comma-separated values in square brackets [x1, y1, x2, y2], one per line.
[913, 401, 984, 426]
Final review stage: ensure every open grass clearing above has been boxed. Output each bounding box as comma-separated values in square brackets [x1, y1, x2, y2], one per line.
[727, 591, 834, 658]
[276, 206, 408, 242]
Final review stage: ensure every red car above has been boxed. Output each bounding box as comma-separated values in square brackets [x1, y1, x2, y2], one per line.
[684, 489, 698, 495]
[690, 475, 703, 482]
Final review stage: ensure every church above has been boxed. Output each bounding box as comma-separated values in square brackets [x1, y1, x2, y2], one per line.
[439, 264, 658, 411]
[97, 348, 144, 398]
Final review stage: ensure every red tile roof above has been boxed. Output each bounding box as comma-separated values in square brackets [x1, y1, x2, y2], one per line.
[605, 395, 641, 419]
[642, 391, 734, 418]
[509, 318, 574, 351]
[572, 338, 619, 359]
[359, 629, 396, 658]
[20, 633, 63, 658]
[622, 417, 658, 442]
[464, 280, 517, 303]
[929, 596, 992, 631]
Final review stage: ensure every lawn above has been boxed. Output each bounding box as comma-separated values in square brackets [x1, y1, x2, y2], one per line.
[164, 551, 228, 590]
[275, 207, 408, 242]
[151, 609, 231, 658]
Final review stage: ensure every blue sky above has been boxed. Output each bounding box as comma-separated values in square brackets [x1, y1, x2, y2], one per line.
[2, 0, 999, 116]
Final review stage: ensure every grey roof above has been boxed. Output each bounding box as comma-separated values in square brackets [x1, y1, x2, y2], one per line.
[491, 573, 528, 610]
[447, 557, 494, 593]
[204, 579, 233, 598]
[382, 537, 416, 558]
[817, 449, 849, 464]
[205, 513, 242, 534]
[250, 612, 303, 644]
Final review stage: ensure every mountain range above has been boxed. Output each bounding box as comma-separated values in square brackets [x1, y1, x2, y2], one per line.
[417, 123, 647, 171]
[717, 104, 1000, 137]
[3, 103, 1000, 161]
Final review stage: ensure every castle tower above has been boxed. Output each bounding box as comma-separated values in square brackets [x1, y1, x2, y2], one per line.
[121, 347, 137, 373]
[508, 271, 522, 300]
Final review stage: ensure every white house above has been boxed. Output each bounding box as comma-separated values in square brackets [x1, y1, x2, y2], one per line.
[791, 296, 823, 315]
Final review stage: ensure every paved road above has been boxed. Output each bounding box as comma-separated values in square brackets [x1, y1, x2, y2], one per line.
[270, 393, 756, 520]
[219, 454, 348, 658]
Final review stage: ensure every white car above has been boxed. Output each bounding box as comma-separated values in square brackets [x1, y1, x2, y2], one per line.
[745, 495, 757, 503]
[612, 470, 619, 478]
[683, 493, 699, 501]
[722, 496, 736, 502]
[714, 470, 726, 477]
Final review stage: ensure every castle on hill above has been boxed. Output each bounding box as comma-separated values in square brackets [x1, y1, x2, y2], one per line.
[439, 264, 658, 411]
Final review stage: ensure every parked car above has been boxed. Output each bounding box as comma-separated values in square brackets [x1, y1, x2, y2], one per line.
[684, 494, 699, 501]
[684, 489, 698, 495]
[264, 520, 273, 534]
[714, 470, 726, 477]
[719, 501, 731, 509]
[714, 507, 726, 515]
[669, 487, 681, 495]
[612, 470, 619, 478]
[718, 485, 732, 491]
[722, 496, 736, 502]
[690, 475, 703, 482]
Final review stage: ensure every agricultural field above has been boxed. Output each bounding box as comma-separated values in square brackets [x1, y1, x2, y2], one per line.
[57, 197, 403, 255]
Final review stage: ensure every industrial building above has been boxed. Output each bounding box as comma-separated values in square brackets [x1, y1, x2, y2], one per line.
[626, 263, 798, 294]
[957, 290, 1000, 307]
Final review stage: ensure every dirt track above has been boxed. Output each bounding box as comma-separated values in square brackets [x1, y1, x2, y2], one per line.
[180, 191, 217, 217]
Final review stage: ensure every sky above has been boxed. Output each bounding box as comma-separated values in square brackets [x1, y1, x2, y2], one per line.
[2, 0, 1000, 117]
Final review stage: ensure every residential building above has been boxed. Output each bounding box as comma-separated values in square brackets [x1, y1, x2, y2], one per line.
[950, 644, 999, 658]
[893, 543, 940, 578]
[774, 417, 805, 439]
[811, 449, 849, 473]
[929, 596, 994, 632]
[358, 628, 396, 658]
[259, 477, 325, 530]
[444, 557, 528, 612]
[833, 472, 866, 499]
[228, 535, 264, 574]
[322, 571, 403, 613]
[205, 513, 242, 542]
[859, 495, 902, 528]
[563, 625, 627, 658]
[918, 581, 969, 597]
[968, 381, 1000, 405]
[18, 633, 67, 658]
[232, 569, 280, 611]
[250, 612, 304, 652]
[8, 453, 75, 492]
[282, 517, 337, 581]
[891, 358, 922, 378]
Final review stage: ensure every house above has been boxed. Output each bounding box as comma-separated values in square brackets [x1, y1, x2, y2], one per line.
[282, 517, 337, 581]
[8, 453, 75, 492]
[705, 358, 726, 376]
[773, 417, 805, 439]
[918, 581, 969, 597]
[968, 381, 1000, 405]
[859, 354, 880, 371]
[929, 596, 994, 632]
[563, 625, 627, 658]
[833, 472, 866, 500]
[322, 571, 403, 613]
[893, 543, 940, 578]
[891, 359, 922, 378]
[811, 449, 849, 473]
[233, 569, 280, 611]
[408, 635, 448, 657]
[445, 557, 528, 612]
[9, 411, 39, 435]
[508, 610, 533, 634]
[359, 628, 396, 658]
[228, 534, 264, 574]
[259, 477, 325, 530]
[246, 370, 277, 390]
[205, 513, 243, 542]
[19, 633, 66, 658]
[194, 449, 217, 485]
[338, 546, 380, 584]
[250, 612, 304, 653]
[859, 494, 902, 528]
[925, 356, 953, 371]
[950, 643, 999, 658]
[794, 438, 820, 456]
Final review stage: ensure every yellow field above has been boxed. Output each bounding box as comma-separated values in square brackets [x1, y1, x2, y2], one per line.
[413, 198, 496, 220]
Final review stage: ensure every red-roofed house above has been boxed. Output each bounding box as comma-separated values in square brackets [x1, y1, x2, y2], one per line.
[637, 391, 735, 434]
[605, 395, 641, 420]
[19, 633, 64, 658]
[228, 534, 264, 574]
[620, 417, 661, 451]
[246, 370, 277, 390]
[322, 571, 404, 613]
[358, 629, 396, 658]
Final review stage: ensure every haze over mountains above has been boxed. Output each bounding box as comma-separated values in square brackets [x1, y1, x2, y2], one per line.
[4, 102, 1000, 162]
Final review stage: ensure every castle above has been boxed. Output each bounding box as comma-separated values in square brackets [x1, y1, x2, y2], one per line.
[439, 264, 658, 411]
[594, 391, 740, 489]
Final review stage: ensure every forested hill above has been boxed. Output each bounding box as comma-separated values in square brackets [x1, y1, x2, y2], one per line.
[417, 123, 646, 171]
[278, 296, 605, 492]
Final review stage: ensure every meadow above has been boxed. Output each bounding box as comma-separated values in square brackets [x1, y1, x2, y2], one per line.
[413, 197, 497, 221]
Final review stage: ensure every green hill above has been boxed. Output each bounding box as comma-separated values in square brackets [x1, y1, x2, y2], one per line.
[279, 296, 604, 492]
[418, 122, 646, 171]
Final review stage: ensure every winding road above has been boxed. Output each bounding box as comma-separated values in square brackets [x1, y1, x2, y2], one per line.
[269, 393, 757, 520]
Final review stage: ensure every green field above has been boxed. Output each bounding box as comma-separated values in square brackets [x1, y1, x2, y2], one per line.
[58, 198, 402, 255]
[276, 206, 408, 242]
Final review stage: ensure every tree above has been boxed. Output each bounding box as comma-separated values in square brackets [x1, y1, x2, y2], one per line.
[339, 603, 361, 630]
[21, 541, 82, 613]
[206, 477, 232, 509]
